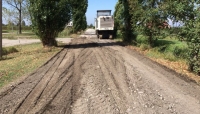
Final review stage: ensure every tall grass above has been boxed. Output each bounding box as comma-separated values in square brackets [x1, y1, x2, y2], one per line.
[136, 35, 189, 61]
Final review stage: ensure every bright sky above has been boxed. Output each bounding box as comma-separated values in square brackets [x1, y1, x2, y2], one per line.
[86, 0, 118, 25]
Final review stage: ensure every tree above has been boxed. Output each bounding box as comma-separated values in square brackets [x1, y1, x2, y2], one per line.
[3, 8, 17, 31]
[71, 0, 88, 33]
[28, 0, 71, 47]
[167, 0, 200, 75]
[113, 1, 124, 38]
[89, 23, 93, 28]
[115, 0, 136, 43]
[127, 0, 200, 75]
[3, 0, 28, 34]
[129, 0, 169, 47]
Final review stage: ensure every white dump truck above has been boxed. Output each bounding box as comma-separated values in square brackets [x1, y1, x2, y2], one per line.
[95, 10, 114, 39]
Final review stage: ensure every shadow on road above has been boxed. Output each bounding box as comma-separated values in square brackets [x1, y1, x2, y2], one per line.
[58, 41, 126, 49]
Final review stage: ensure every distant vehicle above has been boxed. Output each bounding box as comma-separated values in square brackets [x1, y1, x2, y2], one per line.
[66, 21, 73, 27]
[95, 10, 114, 39]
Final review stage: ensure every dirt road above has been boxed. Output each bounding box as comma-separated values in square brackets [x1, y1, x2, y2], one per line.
[0, 29, 200, 114]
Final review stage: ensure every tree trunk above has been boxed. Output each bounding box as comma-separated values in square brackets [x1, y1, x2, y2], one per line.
[0, 0, 2, 58]
[149, 32, 153, 48]
[41, 38, 58, 47]
[19, 3, 22, 34]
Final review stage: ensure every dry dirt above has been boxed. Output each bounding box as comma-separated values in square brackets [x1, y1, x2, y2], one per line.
[0, 29, 200, 114]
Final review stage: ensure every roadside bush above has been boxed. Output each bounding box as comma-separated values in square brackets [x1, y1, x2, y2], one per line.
[136, 35, 148, 45]
[116, 30, 123, 39]
[173, 46, 188, 58]
[2, 47, 19, 55]
[140, 44, 150, 51]
[156, 43, 188, 59]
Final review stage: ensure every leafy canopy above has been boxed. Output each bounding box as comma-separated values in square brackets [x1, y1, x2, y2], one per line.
[29, 0, 71, 46]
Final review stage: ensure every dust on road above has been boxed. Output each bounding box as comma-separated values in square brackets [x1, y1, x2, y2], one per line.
[0, 29, 200, 114]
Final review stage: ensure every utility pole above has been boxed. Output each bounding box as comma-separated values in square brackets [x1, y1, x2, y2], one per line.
[0, 0, 2, 59]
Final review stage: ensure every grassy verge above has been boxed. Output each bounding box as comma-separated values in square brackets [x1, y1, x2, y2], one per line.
[0, 43, 62, 88]
[126, 35, 200, 84]
[3, 30, 38, 39]
[3, 28, 77, 39]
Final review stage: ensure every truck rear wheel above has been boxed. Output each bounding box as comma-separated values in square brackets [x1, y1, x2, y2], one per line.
[99, 35, 103, 39]
[109, 35, 113, 39]
[96, 30, 99, 38]
[95, 30, 98, 35]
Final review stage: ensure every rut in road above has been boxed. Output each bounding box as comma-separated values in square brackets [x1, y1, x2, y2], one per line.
[0, 38, 200, 114]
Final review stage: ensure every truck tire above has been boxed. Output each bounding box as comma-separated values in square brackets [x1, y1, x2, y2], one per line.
[109, 35, 113, 39]
[95, 30, 98, 35]
[96, 30, 99, 38]
[99, 35, 102, 39]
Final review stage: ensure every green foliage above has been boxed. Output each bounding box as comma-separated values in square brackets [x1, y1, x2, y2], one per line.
[3, 0, 28, 34]
[116, 30, 123, 38]
[145, 38, 188, 61]
[181, 20, 200, 75]
[88, 24, 94, 28]
[114, 0, 136, 43]
[71, 0, 88, 33]
[170, 1, 200, 75]
[134, 0, 169, 47]
[114, 1, 124, 38]
[136, 35, 148, 45]
[2, 47, 18, 55]
[173, 46, 188, 58]
[28, 0, 71, 47]
[114, 0, 200, 75]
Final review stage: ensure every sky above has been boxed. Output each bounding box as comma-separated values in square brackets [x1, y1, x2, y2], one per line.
[86, 0, 118, 25]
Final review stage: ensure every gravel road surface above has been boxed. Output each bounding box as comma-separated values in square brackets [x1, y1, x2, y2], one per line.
[0, 29, 200, 114]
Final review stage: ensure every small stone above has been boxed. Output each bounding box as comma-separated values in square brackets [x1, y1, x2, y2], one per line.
[138, 91, 143, 94]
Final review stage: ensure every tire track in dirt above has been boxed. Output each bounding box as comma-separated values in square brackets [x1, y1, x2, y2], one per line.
[95, 47, 148, 113]
[43, 39, 91, 114]
[0, 49, 65, 113]
[0, 38, 200, 114]
[71, 48, 120, 114]
[14, 49, 70, 113]
[97, 39, 200, 113]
